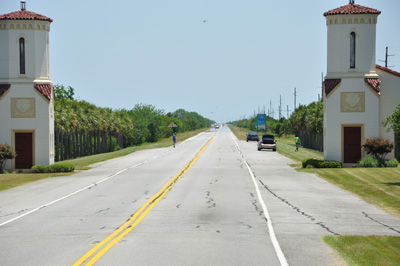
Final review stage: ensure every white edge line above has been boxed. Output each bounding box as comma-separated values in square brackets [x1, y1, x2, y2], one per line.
[232, 132, 289, 266]
[0, 163, 143, 228]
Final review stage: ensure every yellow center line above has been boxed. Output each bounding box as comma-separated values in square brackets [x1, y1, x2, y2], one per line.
[73, 136, 214, 266]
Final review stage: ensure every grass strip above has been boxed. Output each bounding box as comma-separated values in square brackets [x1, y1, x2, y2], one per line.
[322, 236, 400, 266]
[301, 168, 400, 218]
[0, 128, 209, 192]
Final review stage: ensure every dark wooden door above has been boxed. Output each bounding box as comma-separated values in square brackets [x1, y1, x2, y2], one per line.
[344, 127, 361, 163]
[15, 133, 33, 169]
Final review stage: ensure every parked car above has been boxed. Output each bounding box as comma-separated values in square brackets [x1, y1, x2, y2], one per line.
[247, 132, 259, 142]
[258, 134, 276, 151]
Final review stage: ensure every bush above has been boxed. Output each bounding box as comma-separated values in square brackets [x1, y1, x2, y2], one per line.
[49, 163, 74, 173]
[31, 163, 74, 173]
[361, 137, 394, 161]
[359, 157, 378, 168]
[302, 158, 342, 168]
[32, 165, 48, 173]
[302, 158, 323, 168]
[359, 157, 399, 168]
[386, 159, 399, 168]
[0, 144, 17, 174]
[318, 161, 342, 168]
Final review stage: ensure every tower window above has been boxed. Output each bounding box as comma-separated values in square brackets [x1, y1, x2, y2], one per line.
[350, 32, 356, 69]
[19, 38, 25, 74]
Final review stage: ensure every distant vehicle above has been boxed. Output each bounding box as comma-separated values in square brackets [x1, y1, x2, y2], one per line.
[246, 132, 259, 142]
[215, 125, 219, 129]
[258, 134, 276, 151]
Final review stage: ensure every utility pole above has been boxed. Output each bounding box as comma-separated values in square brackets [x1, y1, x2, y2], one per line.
[379, 46, 395, 68]
[270, 99, 272, 118]
[279, 95, 282, 120]
[294, 88, 297, 111]
[286, 105, 292, 118]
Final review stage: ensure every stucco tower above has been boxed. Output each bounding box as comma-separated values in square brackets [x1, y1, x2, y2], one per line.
[323, 1, 382, 164]
[0, 1, 54, 170]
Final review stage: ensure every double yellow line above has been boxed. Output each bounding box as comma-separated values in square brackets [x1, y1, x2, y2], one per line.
[73, 136, 214, 266]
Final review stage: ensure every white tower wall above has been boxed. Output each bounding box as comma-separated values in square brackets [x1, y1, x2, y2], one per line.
[0, 8, 54, 171]
[326, 14, 379, 78]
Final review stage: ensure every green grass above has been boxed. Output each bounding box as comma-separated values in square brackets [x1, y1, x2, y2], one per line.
[0, 172, 71, 191]
[301, 167, 400, 218]
[0, 128, 208, 191]
[322, 236, 400, 266]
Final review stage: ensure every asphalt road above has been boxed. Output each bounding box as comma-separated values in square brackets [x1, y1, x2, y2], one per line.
[1, 126, 400, 266]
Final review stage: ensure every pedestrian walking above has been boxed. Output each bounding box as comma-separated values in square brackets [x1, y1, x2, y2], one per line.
[295, 135, 301, 152]
[172, 132, 176, 148]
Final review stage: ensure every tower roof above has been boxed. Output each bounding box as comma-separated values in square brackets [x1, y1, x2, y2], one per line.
[324, 4, 381, 17]
[0, 10, 53, 22]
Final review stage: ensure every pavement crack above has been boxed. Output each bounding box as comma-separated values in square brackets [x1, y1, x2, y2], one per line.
[95, 208, 110, 214]
[258, 179, 340, 235]
[362, 211, 400, 234]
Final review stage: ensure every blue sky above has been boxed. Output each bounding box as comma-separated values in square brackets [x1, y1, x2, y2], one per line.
[1, 0, 399, 123]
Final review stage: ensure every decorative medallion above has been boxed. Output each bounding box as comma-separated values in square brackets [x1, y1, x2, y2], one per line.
[341, 92, 365, 112]
[11, 98, 35, 118]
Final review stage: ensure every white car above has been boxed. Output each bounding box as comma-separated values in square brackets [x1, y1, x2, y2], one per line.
[258, 134, 276, 151]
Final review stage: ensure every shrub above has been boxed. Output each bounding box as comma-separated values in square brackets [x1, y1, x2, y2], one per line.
[359, 157, 378, 168]
[32, 165, 48, 173]
[361, 137, 394, 161]
[31, 163, 74, 173]
[359, 157, 399, 168]
[48, 163, 74, 173]
[302, 158, 323, 168]
[302, 158, 342, 168]
[386, 159, 399, 168]
[0, 144, 17, 174]
[318, 161, 342, 168]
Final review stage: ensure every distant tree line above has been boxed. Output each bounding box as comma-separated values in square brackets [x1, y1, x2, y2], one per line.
[54, 85, 214, 162]
[233, 101, 323, 151]
[285, 101, 323, 151]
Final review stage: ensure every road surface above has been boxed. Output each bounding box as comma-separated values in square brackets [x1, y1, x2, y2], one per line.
[1, 126, 400, 266]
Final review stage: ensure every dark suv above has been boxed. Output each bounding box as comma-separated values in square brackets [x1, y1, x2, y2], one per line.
[247, 132, 259, 142]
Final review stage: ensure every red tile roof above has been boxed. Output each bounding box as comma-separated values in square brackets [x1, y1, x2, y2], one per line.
[324, 79, 341, 96]
[34, 84, 52, 101]
[0, 84, 10, 98]
[324, 4, 381, 16]
[364, 78, 381, 95]
[0, 10, 53, 22]
[376, 64, 400, 78]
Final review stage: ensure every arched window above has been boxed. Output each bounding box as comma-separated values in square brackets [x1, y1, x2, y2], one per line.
[19, 38, 26, 74]
[350, 32, 356, 69]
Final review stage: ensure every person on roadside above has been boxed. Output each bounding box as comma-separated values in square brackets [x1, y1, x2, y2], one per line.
[295, 135, 301, 152]
[172, 132, 176, 148]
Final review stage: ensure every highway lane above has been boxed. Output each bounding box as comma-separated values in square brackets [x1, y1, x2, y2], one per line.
[1, 126, 400, 266]
[0, 128, 282, 266]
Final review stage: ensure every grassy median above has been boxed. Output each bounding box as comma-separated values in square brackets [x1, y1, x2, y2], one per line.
[229, 124, 400, 266]
[322, 236, 400, 266]
[0, 128, 209, 192]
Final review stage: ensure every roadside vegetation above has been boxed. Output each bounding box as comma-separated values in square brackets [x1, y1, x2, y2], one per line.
[322, 236, 400, 266]
[53, 85, 214, 162]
